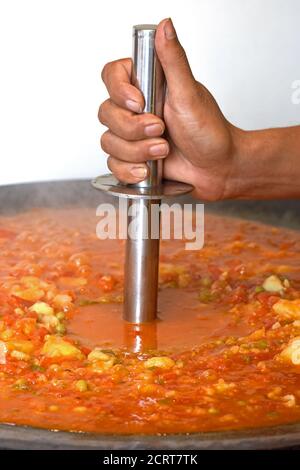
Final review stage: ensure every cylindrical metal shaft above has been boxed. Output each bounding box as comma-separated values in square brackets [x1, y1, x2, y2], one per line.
[123, 25, 165, 323]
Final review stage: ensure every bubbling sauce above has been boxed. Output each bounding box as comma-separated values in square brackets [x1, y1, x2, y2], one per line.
[0, 208, 300, 434]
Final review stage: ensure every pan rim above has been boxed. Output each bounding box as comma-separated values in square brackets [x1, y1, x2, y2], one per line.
[1, 420, 300, 449]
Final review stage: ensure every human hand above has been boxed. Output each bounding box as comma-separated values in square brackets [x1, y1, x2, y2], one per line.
[98, 18, 241, 201]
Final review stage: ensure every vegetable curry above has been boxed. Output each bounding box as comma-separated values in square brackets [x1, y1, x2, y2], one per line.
[0, 208, 300, 434]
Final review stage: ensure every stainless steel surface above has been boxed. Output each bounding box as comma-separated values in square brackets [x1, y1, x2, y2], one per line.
[132, 24, 164, 189]
[123, 25, 163, 323]
[124, 198, 160, 322]
[92, 174, 193, 199]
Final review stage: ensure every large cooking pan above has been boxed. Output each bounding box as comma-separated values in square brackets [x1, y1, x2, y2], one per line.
[1, 179, 300, 450]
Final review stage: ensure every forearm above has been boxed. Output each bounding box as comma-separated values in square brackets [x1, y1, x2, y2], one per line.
[228, 125, 300, 199]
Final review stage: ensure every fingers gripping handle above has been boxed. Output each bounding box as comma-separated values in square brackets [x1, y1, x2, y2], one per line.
[92, 25, 193, 199]
[92, 24, 193, 201]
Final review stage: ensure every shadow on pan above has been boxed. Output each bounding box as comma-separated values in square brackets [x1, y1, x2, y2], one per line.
[0, 179, 300, 449]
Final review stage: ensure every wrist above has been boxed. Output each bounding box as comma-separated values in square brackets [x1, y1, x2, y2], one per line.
[222, 124, 249, 199]
[225, 124, 300, 199]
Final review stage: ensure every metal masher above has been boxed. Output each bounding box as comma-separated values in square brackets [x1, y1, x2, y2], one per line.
[92, 24, 193, 324]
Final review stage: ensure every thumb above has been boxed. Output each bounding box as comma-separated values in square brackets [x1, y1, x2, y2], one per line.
[155, 18, 197, 98]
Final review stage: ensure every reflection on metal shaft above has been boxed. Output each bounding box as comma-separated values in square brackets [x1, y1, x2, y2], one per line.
[123, 321, 158, 353]
[124, 199, 160, 323]
[131, 25, 164, 189]
[123, 25, 165, 324]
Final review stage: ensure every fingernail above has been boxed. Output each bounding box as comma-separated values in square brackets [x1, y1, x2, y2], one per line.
[149, 143, 169, 157]
[144, 123, 164, 137]
[164, 18, 177, 40]
[131, 166, 147, 179]
[126, 99, 142, 113]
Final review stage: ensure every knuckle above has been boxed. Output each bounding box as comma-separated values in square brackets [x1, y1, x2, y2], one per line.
[138, 141, 150, 160]
[106, 157, 115, 172]
[124, 118, 140, 141]
[120, 57, 132, 69]
[100, 131, 111, 153]
[98, 102, 106, 125]
[117, 171, 131, 183]
[101, 62, 111, 82]
[110, 112, 136, 141]
[134, 114, 147, 131]
[125, 114, 146, 140]
[177, 45, 188, 65]
[108, 159, 127, 181]
[98, 99, 111, 125]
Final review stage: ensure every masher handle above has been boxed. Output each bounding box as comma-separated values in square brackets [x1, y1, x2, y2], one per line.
[132, 25, 165, 189]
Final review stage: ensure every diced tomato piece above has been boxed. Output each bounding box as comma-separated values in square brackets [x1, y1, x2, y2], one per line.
[0, 228, 15, 239]
[256, 292, 280, 308]
[98, 275, 116, 292]
[228, 285, 248, 304]
[207, 264, 222, 280]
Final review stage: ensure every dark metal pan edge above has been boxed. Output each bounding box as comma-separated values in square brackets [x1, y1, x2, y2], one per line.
[0, 421, 300, 450]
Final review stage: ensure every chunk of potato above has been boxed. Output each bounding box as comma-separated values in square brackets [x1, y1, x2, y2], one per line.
[29, 302, 54, 316]
[279, 337, 300, 365]
[282, 394, 296, 408]
[29, 302, 60, 331]
[53, 294, 73, 309]
[0, 329, 13, 341]
[262, 275, 284, 294]
[87, 348, 116, 372]
[159, 264, 189, 287]
[10, 350, 30, 361]
[75, 379, 88, 392]
[214, 379, 235, 393]
[40, 315, 60, 331]
[20, 276, 49, 288]
[144, 356, 175, 370]
[59, 277, 87, 287]
[11, 276, 51, 301]
[0, 341, 7, 365]
[41, 336, 84, 359]
[14, 378, 29, 390]
[11, 287, 45, 302]
[87, 349, 114, 362]
[273, 299, 300, 321]
[6, 340, 34, 354]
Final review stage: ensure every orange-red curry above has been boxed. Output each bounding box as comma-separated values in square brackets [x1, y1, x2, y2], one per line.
[0, 208, 300, 434]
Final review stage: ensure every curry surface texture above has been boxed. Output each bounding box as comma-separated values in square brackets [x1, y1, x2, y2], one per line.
[0, 208, 300, 434]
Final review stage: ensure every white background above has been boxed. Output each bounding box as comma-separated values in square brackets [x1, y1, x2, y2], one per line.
[0, 0, 299, 186]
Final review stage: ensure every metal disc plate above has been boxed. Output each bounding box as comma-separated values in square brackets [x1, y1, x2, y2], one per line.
[91, 174, 194, 200]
